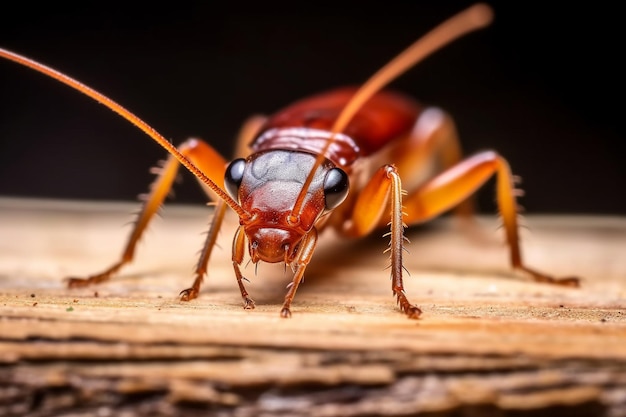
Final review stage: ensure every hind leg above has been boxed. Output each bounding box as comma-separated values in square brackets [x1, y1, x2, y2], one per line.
[401, 150, 579, 286]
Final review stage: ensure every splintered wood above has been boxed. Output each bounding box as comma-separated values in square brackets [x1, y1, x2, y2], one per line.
[1, 197, 625, 416]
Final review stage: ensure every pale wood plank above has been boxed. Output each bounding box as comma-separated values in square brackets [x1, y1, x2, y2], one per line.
[1, 197, 625, 416]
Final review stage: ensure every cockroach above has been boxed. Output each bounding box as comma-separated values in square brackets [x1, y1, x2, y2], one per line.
[0, 4, 579, 319]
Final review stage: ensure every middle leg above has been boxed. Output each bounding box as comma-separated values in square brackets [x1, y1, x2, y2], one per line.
[181, 115, 267, 300]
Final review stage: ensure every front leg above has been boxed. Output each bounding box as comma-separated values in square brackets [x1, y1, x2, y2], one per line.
[180, 115, 266, 301]
[342, 165, 422, 319]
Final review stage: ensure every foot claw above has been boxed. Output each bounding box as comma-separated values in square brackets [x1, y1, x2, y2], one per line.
[243, 298, 256, 310]
[553, 277, 581, 288]
[404, 305, 422, 319]
[65, 275, 109, 288]
[179, 288, 198, 301]
[533, 274, 581, 288]
[66, 272, 112, 288]
[521, 266, 581, 288]
[280, 307, 292, 318]
[66, 277, 94, 288]
[395, 291, 422, 319]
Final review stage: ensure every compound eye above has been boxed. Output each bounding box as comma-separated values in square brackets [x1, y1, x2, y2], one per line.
[323, 167, 349, 210]
[224, 158, 246, 201]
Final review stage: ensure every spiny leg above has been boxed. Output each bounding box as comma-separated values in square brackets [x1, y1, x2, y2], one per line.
[67, 138, 229, 292]
[341, 165, 422, 319]
[175, 139, 238, 300]
[402, 151, 580, 286]
[179, 200, 227, 301]
[182, 115, 266, 302]
[67, 140, 191, 287]
[336, 107, 486, 317]
[386, 167, 422, 318]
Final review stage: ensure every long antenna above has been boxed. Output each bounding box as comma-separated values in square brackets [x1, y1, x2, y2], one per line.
[290, 3, 494, 219]
[0, 47, 251, 220]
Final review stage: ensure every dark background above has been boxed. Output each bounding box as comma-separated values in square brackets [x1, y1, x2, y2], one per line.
[0, 1, 623, 214]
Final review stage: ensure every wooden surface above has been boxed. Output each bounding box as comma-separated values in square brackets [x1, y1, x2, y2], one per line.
[1, 197, 625, 416]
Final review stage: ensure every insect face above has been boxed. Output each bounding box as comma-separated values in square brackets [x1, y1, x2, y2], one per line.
[227, 149, 347, 264]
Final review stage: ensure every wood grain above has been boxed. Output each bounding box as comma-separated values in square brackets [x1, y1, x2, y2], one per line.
[1, 197, 625, 416]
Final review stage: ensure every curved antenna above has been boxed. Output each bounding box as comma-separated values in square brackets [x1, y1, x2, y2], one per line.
[290, 3, 494, 220]
[0, 47, 251, 220]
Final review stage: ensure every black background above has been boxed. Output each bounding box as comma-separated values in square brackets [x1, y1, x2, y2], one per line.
[0, 1, 623, 214]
